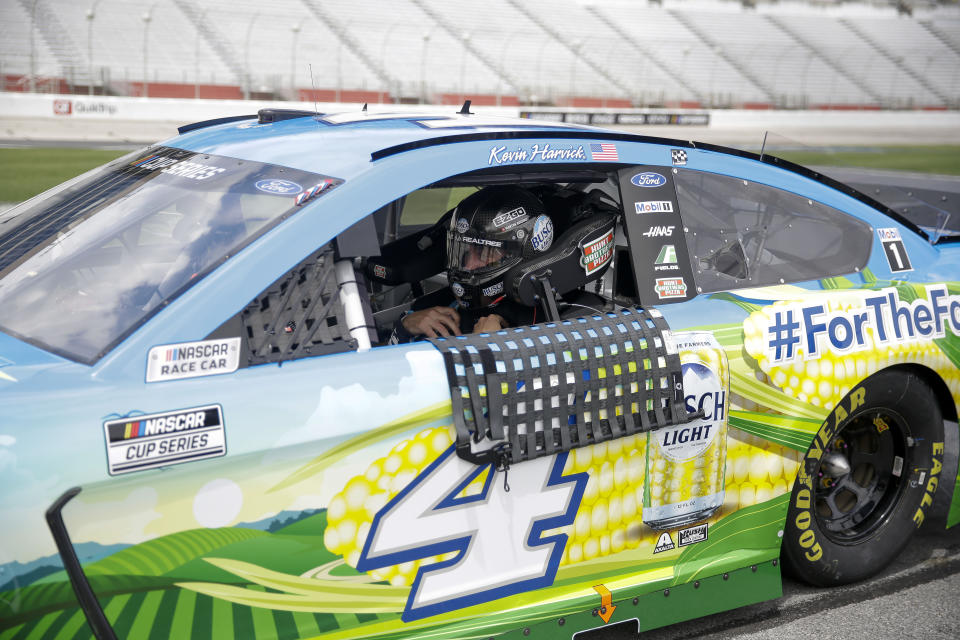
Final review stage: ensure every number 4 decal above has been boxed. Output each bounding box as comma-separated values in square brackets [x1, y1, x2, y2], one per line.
[357, 446, 587, 621]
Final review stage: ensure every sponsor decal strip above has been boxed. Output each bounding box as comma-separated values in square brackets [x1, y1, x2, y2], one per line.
[764, 285, 960, 364]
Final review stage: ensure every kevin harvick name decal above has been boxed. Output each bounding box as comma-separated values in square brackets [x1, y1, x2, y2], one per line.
[103, 405, 226, 475]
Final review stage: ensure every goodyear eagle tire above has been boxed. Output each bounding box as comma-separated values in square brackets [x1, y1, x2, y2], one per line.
[782, 370, 945, 586]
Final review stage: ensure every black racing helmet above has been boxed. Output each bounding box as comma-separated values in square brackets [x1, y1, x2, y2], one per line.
[446, 186, 555, 309]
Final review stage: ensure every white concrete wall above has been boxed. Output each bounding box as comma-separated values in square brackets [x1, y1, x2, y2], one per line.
[1, 92, 958, 147]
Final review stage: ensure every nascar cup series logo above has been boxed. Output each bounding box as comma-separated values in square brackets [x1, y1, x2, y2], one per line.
[456, 218, 470, 234]
[451, 282, 465, 298]
[656, 362, 724, 461]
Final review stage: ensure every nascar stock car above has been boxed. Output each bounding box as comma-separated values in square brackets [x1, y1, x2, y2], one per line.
[1, 106, 958, 640]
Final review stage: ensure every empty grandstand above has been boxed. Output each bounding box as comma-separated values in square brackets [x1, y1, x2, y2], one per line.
[1, 0, 957, 109]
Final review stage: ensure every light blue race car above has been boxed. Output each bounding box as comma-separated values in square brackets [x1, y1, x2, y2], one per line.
[1, 107, 958, 640]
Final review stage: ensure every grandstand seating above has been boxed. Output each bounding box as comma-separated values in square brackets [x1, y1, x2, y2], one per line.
[2, 0, 958, 109]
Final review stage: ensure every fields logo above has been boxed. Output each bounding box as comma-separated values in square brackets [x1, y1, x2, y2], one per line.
[630, 172, 667, 188]
[654, 244, 679, 271]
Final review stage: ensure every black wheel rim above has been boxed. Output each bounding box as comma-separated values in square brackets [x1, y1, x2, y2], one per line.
[812, 408, 910, 543]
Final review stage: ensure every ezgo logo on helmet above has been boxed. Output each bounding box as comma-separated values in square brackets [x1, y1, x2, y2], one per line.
[531, 215, 554, 252]
[255, 179, 303, 195]
[655, 362, 724, 462]
[630, 172, 667, 188]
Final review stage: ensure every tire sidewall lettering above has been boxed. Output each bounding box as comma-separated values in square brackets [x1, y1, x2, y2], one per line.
[792, 386, 868, 566]
[782, 372, 944, 586]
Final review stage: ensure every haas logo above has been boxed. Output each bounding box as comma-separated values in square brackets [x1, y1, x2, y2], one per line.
[643, 225, 675, 238]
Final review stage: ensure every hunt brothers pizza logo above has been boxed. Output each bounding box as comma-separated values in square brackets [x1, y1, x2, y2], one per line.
[581, 229, 614, 275]
[655, 277, 687, 299]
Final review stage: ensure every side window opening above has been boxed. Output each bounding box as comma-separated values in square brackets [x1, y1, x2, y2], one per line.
[674, 169, 873, 292]
[211, 169, 630, 366]
[208, 245, 376, 368]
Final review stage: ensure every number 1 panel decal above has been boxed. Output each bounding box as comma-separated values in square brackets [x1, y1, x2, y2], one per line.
[878, 227, 912, 273]
[357, 446, 587, 621]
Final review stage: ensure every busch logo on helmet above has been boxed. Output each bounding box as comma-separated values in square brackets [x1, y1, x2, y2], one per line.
[531, 215, 554, 252]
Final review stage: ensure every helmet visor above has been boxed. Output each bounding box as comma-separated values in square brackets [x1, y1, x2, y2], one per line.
[446, 229, 520, 278]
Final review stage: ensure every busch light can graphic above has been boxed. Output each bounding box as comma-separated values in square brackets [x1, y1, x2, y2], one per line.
[643, 332, 728, 530]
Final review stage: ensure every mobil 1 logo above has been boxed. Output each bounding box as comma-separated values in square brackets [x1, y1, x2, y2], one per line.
[617, 166, 694, 305]
[877, 227, 912, 273]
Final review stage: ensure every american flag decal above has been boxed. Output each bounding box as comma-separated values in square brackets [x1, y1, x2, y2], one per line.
[590, 143, 619, 161]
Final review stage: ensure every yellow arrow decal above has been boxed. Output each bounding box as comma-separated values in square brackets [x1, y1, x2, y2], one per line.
[593, 584, 617, 624]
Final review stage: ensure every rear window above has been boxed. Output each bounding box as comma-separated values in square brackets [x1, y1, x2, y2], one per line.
[674, 169, 872, 292]
[0, 147, 338, 363]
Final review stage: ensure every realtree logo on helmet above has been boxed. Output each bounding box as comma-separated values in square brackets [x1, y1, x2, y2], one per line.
[460, 237, 503, 247]
[531, 216, 554, 252]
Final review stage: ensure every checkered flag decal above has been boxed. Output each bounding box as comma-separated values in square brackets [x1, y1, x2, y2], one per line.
[671, 149, 687, 166]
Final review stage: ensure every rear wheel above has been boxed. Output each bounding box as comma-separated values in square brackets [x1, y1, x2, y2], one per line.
[782, 370, 945, 586]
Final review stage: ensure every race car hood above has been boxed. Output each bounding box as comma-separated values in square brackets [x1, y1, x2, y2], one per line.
[0, 329, 73, 386]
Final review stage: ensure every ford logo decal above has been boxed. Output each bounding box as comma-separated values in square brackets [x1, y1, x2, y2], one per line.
[255, 179, 303, 195]
[631, 172, 667, 188]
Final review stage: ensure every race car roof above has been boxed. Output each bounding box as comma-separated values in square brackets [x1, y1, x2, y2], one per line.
[165, 110, 602, 179]
[166, 108, 927, 240]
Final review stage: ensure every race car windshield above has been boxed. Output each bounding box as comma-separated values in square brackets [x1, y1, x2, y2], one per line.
[0, 146, 335, 363]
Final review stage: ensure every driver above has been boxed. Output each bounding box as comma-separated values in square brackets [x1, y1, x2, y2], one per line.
[390, 185, 556, 341]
